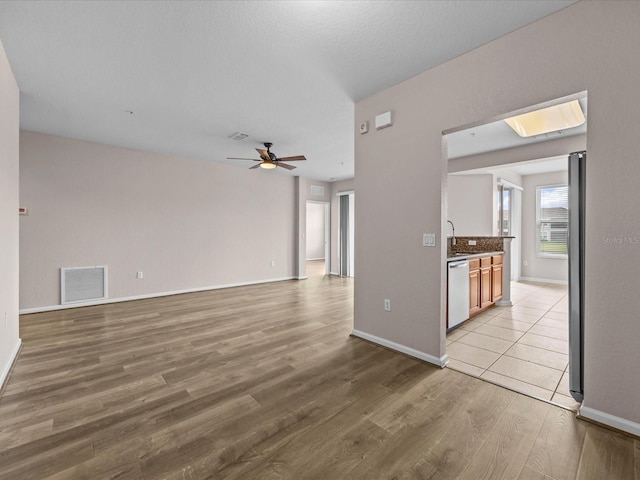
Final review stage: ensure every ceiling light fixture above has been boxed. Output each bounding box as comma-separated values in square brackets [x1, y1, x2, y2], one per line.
[504, 100, 585, 137]
[260, 161, 277, 169]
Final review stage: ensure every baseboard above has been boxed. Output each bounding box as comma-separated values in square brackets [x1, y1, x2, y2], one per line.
[351, 329, 448, 368]
[330, 271, 340, 276]
[578, 405, 640, 438]
[0, 338, 22, 391]
[519, 276, 568, 285]
[296, 276, 308, 280]
[20, 276, 297, 314]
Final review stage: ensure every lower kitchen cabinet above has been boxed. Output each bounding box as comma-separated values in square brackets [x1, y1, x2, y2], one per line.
[469, 267, 481, 316]
[468, 253, 503, 317]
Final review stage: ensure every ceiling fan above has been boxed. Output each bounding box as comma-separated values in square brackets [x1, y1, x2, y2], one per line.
[227, 142, 306, 170]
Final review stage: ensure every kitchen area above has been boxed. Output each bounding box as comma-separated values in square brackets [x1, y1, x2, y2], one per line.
[445, 226, 578, 411]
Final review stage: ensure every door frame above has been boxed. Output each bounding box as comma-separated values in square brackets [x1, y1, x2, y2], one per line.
[306, 200, 330, 275]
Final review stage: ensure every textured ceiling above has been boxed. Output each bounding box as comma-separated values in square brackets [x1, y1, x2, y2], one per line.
[0, 1, 575, 181]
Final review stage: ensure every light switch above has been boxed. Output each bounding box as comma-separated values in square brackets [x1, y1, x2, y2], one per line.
[423, 233, 436, 247]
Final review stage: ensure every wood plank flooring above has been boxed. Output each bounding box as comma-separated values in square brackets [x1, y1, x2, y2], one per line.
[1, 266, 638, 479]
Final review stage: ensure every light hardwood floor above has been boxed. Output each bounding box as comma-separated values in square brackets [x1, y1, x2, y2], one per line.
[1, 269, 638, 479]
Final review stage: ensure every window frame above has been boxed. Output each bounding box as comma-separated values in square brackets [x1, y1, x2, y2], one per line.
[536, 183, 569, 259]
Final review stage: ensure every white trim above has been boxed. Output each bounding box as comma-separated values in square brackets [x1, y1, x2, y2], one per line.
[351, 329, 448, 368]
[296, 276, 308, 280]
[330, 271, 340, 276]
[336, 190, 354, 196]
[0, 339, 22, 390]
[497, 177, 523, 191]
[19, 277, 297, 314]
[306, 257, 326, 261]
[578, 405, 640, 437]
[519, 276, 568, 285]
[495, 300, 513, 306]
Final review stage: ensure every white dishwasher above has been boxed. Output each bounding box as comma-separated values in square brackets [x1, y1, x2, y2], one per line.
[447, 260, 470, 331]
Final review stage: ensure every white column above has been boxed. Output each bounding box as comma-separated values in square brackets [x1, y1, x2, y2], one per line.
[496, 237, 513, 306]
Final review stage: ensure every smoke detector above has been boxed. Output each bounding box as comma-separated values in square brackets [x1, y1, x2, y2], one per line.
[229, 132, 250, 141]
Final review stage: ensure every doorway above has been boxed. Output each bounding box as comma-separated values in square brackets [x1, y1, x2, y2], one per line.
[306, 201, 330, 276]
[337, 192, 355, 277]
[443, 94, 586, 411]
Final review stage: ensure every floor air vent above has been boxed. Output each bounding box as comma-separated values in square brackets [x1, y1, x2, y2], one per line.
[61, 266, 108, 304]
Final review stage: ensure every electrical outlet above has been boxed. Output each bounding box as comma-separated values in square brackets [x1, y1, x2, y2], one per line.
[136, 271, 143, 279]
[384, 299, 391, 311]
[468, 240, 477, 246]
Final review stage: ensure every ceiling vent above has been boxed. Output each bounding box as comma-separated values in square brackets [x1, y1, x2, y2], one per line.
[229, 132, 249, 141]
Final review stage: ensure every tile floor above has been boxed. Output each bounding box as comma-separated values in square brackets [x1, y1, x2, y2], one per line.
[446, 280, 582, 411]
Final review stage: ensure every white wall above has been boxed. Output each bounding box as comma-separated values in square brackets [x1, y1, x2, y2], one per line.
[0, 40, 21, 387]
[306, 202, 326, 260]
[355, 1, 640, 429]
[19, 131, 299, 310]
[447, 174, 494, 236]
[521, 170, 568, 282]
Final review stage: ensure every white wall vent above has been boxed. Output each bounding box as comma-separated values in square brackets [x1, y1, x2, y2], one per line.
[61, 266, 108, 305]
[310, 185, 325, 196]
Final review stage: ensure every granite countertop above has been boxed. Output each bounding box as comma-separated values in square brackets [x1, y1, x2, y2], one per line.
[446, 250, 504, 262]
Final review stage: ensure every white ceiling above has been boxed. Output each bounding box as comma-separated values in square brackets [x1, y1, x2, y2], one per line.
[0, 1, 575, 182]
[447, 98, 587, 159]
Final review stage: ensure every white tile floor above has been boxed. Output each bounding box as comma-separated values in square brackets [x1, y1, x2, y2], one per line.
[446, 280, 581, 411]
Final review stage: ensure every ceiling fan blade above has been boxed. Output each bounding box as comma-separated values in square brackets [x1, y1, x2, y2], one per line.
[256, 148, 269, 161]
[277, 155, 306, 162]
[249, 163, 262, 169]
[276, 162, 296, 170]
[227, 157, 261, 161]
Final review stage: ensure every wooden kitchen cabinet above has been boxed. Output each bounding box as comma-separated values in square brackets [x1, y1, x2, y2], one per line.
[492, 255, 503, 302]
[469, 267, 481, 316]
[480, 265, 492, 308]
[468, 254, 503, 318]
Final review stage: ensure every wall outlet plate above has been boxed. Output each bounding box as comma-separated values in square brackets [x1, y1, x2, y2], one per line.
[359, 121, 369, 134]
[468, 240, 477, 246]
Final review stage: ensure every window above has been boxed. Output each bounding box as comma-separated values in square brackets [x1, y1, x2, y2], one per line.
[536, 185, 568, 257]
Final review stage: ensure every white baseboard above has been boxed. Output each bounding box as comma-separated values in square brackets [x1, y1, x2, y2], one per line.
[0, 338, 22, 390]
[495, 300, 513, 306]
[578, 405, 640, 437]
[296, 276, 308, 280]
[330, 271, 340, 276]
[519, 276, 568, 285]
[351, 329, 448, 368]
[20, 276, 297, 314]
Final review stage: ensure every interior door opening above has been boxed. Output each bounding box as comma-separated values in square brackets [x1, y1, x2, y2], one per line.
[306, 201, 330, 277]
[442, 93, 587, 411]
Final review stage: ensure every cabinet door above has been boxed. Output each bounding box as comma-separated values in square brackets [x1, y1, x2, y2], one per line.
[480, 266, 492, 309]
[469, 269, 481, 315]
[492, 264, 503, 302]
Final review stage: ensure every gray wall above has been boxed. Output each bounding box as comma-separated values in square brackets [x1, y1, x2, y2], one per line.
[19, 131, 298, 310]
[0, 40, 20, 387]
[521, 170, 568, 282]
[447, 174, 494, 236]
[355, 1, 640, 427]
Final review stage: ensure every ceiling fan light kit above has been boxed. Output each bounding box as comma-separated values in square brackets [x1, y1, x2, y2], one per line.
[227, 142, 306, 171]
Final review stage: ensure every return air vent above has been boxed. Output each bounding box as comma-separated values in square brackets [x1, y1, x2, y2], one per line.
[61, 266, 108, 305]
[229, 131, 249, 141]
[310, 185, 325, 196]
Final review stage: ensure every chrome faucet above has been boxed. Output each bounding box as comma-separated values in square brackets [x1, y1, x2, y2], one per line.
[447, 220, 456, 246]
